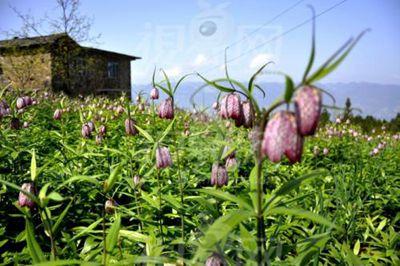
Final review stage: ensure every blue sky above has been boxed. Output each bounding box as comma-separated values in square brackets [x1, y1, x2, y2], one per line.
[1, 0, 399, 85]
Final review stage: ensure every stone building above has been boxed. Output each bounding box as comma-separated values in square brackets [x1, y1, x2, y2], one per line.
[0, 33, 140, 97]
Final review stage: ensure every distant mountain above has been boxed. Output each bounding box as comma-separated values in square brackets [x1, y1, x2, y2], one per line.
[132, 82, 400, 120]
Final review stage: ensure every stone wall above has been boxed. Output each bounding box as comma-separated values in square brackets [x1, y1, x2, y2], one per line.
[0, 50, 51, 90]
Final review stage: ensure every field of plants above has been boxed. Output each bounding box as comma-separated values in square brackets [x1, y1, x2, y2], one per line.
[0, 27, 400, 265]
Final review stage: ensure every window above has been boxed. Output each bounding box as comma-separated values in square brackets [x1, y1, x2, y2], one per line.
[107, 62, 119, 78]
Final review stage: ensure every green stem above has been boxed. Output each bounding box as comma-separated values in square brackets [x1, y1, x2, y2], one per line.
[255, 158, 264, 265]
[173, 123, 185, 245]
[157, 169, 164, 244]
[41, 208, 57, 260]
[102, 210, 107, 266]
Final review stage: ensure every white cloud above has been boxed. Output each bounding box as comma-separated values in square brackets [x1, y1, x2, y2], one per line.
[194, 54, 207, 66]
[249, 53, 274, 69]
[164, 66, 182, 78]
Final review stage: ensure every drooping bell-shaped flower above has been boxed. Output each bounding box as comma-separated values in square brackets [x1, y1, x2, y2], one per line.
[218, 96, 228, 119]
[294, 86, 322, 136]
[205, 252, 226, 266]
[105, 198, 118, 214]
[87, 121, 95, 132]
[261, 111, 303, 163]
[22, 96, 32, 106]
[18, 182, 36, 209]
[210, 163, 228, 187]
[133, 175, 141, 186]
[156, 146, 173, 169]
[16, 97, 25, 109]
[150, 87, 159, 100]
[10, 117, 20, 130]
[95, 134, 103, 145]
[81, 124, 91, 138]
[225, 93, 241, 120]
[125, 118, 137, 136]
[98, 125, 106, 136]
[53, 109, 62, 120]
[158, 98, 174, 119]
[241, 101, 254, 128]
[225, 157, 237, 169]
[212, 102, 219, 110]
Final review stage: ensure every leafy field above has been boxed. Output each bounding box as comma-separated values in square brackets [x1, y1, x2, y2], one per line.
[0, 87, 399, 265]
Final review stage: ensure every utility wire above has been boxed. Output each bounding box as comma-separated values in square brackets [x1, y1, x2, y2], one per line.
[201, 0, 349, 75]
[186, 0, 306, 72]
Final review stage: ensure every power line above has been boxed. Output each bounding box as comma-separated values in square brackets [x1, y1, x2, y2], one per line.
[202, 0, 350, 75]
[225, 0, 306, 49]
[187, 0, 306, 72]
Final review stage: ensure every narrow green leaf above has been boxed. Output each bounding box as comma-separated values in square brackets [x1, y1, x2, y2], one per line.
[199, 210, 251, 249]
[120, 230, 149, 243]
[106, 214, 121, 253]
[47, 192, 64, 202]
[284, 75, 295, 103]
[70, 219, 103, 242]
[197, 188, 252, 211]
[307, 29, 369, 83]
[269, 207, 342, 231]
[302, 5, 316, 82]
[248, 61, 273, 93]
[173, 73, 192, 94]
[104, 163, 123, 193]
[197, 73, 235, 93]
[240, 224, 257, 252]
[274, 170, 326, 197]
[25, 218, 46, 263]
[155, 84, 173, 98]
[134, 125, 154, 143]
[160, 69, 172, 92]
[353, 239, 360, 255]
[158, 118, 175, 144]
[58, 175, 103, 188]
[52, 199, 73, 235]
[31, 149, 37, 181]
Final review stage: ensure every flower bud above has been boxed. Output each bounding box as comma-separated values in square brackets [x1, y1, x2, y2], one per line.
[210, 163, 228, 187]
[53, 109, 62, 120]
[205, 252, 226, 266]
[313, 146, 320, 156]
[81, 124, 91, 138]
[261, 111, 303, 163]
[10, 117, 20, 130]
[105, 198, 118, 214]
[133, 175, 141, 186]
[212, 102, 219, 110]
[294, 86, 322, 136]
[125, 118, 137, 135]
[23, 121, 29, 128]
[18, 182, 36, 209]
[98, 125, 106, 136]
[87, 121, 95, 132]
[225, 157, 237, 169]
[16, 97, 25, 109]
[158, 98, 174, 119]
[156, 146, 173, 169]
[222, 146, 236, 159]
[95, 134, 103, 145]
[323, 148, 329, 155]
[22, 96, 32, 106]
[150, 87, 159, 100]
